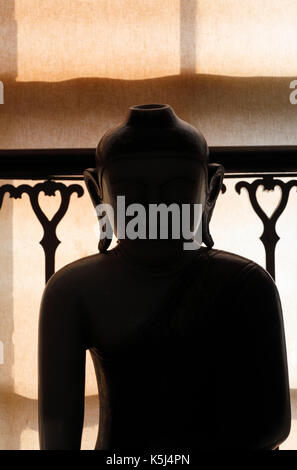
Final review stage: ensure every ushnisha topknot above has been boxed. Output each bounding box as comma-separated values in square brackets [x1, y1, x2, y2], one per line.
[95, 104, 209, 186]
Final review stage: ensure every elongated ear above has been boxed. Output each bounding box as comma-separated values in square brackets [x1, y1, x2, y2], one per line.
[83, 168, 102, 208]
[202, 163, 224, 248]
[207, 163, 224, 212]
[83, 168, 112, 253]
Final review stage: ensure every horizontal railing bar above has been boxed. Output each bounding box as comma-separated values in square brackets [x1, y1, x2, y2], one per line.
[0, 146, 297, 179]
[12, 173, 297, 182]
[224, 173, 297, 179]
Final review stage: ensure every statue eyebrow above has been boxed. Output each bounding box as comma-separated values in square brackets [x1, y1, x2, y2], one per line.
[110, 176, 197, 188]
[110, 178, 146, 186]
[160, 176, 197, 187]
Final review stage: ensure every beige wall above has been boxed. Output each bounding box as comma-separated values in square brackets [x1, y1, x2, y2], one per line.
[0, 75, 296, 149]
[1, 0, 297, 450]
[0, 0, 296, 148]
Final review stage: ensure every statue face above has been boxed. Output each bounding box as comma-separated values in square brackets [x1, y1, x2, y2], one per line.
[100, 156, 207, 254]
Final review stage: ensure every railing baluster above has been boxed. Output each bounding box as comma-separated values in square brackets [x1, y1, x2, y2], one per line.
[235, 176, 297, 280]
[0, 180, 84, 282]
[1, 173, 297, 282]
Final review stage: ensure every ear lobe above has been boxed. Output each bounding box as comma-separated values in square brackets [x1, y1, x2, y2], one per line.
[207, 163, 224, 207]
[202, 163, 225, 249]
[84, 168, 112, 253]
[83, 168, 102, 208]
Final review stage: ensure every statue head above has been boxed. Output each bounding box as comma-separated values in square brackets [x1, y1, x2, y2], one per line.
[84, 104, 224, 257]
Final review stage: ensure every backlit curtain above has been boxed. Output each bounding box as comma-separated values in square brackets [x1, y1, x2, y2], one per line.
[0, 0, 297, 450]
[0, 0, 296, 148]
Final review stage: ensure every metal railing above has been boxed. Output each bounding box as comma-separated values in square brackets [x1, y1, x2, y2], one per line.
[1, 146, 297, 282]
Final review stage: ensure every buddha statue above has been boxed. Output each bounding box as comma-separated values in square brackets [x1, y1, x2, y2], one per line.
[38, 104, 291, 450]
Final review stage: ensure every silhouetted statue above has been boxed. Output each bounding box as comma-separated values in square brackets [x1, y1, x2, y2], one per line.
[38, 104, 291, 450]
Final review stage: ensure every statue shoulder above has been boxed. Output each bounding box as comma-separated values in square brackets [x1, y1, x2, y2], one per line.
[205, 248, 273, 283]
[41, 252, 110, 304]
[198, 248, 279, 301]
[205, 248, 282, 319]
[39, 253, 114, 345]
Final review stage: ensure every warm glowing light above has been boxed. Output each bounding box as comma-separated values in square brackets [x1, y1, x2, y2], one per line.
[15, 0, 180, 81]
[196, 0, 297, 77]
[7, 0, 297, 82]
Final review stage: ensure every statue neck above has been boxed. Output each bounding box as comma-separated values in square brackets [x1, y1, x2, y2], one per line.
[113, 240, 203, 277]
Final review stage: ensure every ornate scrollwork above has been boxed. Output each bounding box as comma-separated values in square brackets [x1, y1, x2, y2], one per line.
[0, 180, 84, 282]
[1, 175, 296, 283]
[235, 175, 297, 279]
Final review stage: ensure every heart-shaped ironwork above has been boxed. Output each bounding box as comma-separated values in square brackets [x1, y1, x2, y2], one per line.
[236, 176, 297, 279]
[0, 180, 84, 281]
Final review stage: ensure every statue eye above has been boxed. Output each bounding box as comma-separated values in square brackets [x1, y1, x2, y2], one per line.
[111, 180, 146, 203]
[161, 178, 197, 203]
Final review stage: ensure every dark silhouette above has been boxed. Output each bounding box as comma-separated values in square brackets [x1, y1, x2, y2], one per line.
[38, 104, 290, 450]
